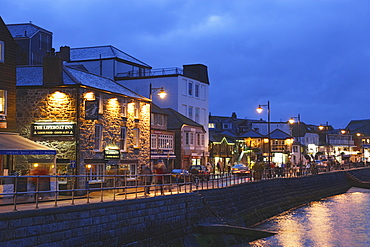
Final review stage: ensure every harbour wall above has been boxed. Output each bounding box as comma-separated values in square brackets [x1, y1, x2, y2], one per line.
[1, 168, 369, 246]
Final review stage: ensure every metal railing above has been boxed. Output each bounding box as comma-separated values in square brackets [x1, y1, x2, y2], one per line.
[0, 163, 365, 212]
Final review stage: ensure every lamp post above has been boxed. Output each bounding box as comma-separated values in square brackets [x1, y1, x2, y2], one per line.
[289, 114, 302, 167]
[148, 83, 167, 168]
[256, 101, 271, 167]
[340, 128, 351, 169]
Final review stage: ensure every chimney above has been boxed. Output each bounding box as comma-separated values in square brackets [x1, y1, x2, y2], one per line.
[231, 112, 237, 119]
[183, 64, 209, 84]
[57, 46, 70, 62]
[43, 48, 63, 85]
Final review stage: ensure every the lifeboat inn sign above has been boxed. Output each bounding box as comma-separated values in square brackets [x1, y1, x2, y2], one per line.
[32, 122, 76, 136]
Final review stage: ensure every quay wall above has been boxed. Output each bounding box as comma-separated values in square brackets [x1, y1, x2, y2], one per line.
[1, 169, 369, 246]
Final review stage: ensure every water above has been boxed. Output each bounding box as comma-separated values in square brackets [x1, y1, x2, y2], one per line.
[249, 187, 370, 247]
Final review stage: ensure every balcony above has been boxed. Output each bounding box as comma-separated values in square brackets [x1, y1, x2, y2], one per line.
[116, 67, 184, 79]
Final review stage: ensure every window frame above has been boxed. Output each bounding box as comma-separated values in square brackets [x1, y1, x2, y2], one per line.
[0, 90, 7, 115]
[133, 128, 140, 148]
[0, 40, 4, 63]
[120, 127, 127, 152]
[94, 124, 103, 151]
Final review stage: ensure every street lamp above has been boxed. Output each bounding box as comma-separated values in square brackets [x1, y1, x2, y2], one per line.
[340, 128, 351, 168]
[289, 114, 302, 166]
[256, 101, 271, 166]
[148, 83, 167, 169]
[149, 83, 167, 100]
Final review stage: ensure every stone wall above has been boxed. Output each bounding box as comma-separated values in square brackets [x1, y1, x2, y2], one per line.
[1, 169, 367, 246]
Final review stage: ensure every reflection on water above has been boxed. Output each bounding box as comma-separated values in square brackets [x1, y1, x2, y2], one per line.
[250, 188, 370, 247]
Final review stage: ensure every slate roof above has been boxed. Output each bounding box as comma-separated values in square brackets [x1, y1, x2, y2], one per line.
[16, 65, 148, 100]
[347, 119, 370, 135]
[161, 108, 204, 131]
[269, 129, 292, 139]
[69, 45, 151, 68]
[238, 130, 264, 138]
[6, 23, 52, 38]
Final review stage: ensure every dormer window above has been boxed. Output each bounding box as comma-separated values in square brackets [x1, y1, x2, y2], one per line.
[223, 123, 231, 129]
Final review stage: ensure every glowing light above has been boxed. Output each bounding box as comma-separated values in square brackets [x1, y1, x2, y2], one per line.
[341, 129, 346, 134]
[84, 92, 95, 101]
[87, 164, 92, 169]
[289, 118, 295, 124]
[256, 105, 263, 113]
[318, 125, 324, 131]
[263, 138, 269, 143]
[158, 89, 167, 99]
[33, 163, 39, 168]
[52, 91, 66, 100]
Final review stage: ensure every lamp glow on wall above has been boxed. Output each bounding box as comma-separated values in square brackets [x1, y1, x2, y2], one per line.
[84, 92, 95, 101]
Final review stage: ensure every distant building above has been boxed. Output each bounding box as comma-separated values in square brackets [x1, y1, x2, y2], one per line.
[162, 108, 206, 170]
[7, 22, 53, 65]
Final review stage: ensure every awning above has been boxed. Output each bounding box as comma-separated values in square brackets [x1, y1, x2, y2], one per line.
[0, 132, 57, 155]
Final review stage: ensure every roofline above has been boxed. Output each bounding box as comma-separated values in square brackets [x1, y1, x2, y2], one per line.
[6, 23, 53, 36]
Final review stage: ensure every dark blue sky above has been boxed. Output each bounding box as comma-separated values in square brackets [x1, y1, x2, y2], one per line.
[2, 0, 370, 128]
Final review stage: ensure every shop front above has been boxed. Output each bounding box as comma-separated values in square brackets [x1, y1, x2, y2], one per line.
[0, 132, 57, 200]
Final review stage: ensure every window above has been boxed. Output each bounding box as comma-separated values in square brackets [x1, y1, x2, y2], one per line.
[86, 164, 105, 182]
[0, 90, 6, 115]
[133, 128, 139, 148]
[120, 127, 127, 152]
[195, 108, 200, 122]
[188, 106, 193, 119]
[158, 135, 173, 149]
[182, 104, 187, 116]
[134, 102, 140, 119]
[0, 41, 4, 63]
[223, 123, 231, 129]
[201, 85, 206, 100]
[182, 79, 187, 95]
[195, 84, 199, 98]
[197, 133, 200, 146]
[188, 82, 193, 96]
[151, 134, 157, 149]
[190, 133, 194, 145]
[201, 134, 205, 146]
[120, 99, 127, 117]
[185, 132, 189, 145]
[94, 124, 102, 151]
[208, 123, 215, 129]
[96, 94, 104, 114]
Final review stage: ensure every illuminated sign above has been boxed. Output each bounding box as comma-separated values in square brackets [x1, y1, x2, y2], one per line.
[104, 149, 120, 160]
[32, 122, 76, 136]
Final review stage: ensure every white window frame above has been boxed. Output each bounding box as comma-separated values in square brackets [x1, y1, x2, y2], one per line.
[86, 163, 105, 182]
[134, 101, 140, 119]
[151, 134, 157, 149]
[0, 90, 7, 115]
[190, 133, 194, 145]
[188, 82, 193, 96]
[94, 124, 103, 151]
[188, 106, 193, 119]
[0, 41, 4, 63]
[120, 127, 127, 152]
[158, 135, 173, 150]
[185, 132, 189, 145]
[195, 107, 200, 123]
[120, 99, 127, 117]
[133, 128, 139, 148]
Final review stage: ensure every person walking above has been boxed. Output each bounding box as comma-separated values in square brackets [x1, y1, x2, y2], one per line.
[154, 162, 166, 195]
[141, 164, 152, 195]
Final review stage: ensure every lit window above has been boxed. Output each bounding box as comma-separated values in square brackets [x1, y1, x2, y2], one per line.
[208, 123, 215, 129]
[0, 41, 4, 63]
[120, 127, 127, 152]
[86, 164, 105, 182]
[133, 128, 139, 148]
[94, 124, 102, 151]
[0, 90, 6, 115]
[158, 135, 173, 149]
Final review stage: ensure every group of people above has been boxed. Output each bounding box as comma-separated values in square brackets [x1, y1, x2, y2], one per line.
[140, 162, 167, 195]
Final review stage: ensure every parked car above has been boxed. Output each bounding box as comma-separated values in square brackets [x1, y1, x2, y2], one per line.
[231, 164, 251, 176]
[170, 169, 191, 183]
[188, 165, 210, 181]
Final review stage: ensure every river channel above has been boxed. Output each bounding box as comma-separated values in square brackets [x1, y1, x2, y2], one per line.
[249, 187, 370, 247]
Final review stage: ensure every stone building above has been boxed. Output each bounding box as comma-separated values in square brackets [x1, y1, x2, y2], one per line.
[16, 48, 150, 189]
